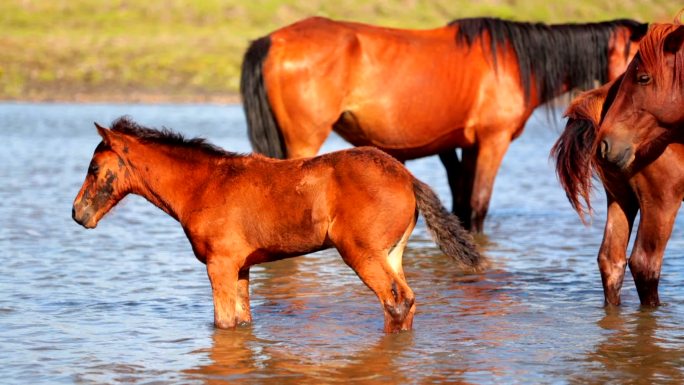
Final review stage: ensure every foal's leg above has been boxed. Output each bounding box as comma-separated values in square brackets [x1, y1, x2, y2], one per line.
[339, 247, 415, 332]
[236, 268, 252, 325]
[629, 199, 681, 306]
[338, 224, 416, 333]
[206, 256, 240, 329]
[597, 195, 637, 306]
[385, 221, 416, 330]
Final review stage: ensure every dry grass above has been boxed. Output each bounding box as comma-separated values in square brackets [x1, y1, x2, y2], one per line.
[0, 0, 679, 102]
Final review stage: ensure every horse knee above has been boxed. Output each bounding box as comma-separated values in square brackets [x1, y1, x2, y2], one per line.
[629, 254, 661, 306]
[628, 254, 661, 281]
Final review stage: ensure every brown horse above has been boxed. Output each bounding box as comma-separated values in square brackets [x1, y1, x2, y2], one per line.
[241, 16, 647, 232]
[552, 62, 683, 306]
[71, 117, 482, 333]
[597, 19, 684, 170]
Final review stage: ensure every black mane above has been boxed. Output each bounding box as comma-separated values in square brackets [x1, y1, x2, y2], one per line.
[449, 17, 647, 104]
[110, 116, 237, 157]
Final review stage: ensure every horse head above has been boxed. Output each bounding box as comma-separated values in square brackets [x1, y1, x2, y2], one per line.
[72, 123, 132, 228]
[599, 19, 684, 170]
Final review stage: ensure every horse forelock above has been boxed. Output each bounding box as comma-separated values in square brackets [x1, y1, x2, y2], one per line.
[637, 23, 683, 85]
[109, 116, 238, 158]
[451, 17, 644, 105]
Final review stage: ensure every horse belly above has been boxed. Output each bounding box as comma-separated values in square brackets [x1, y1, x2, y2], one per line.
[335, 107, 475, 160]
[337, 38, 483, 159]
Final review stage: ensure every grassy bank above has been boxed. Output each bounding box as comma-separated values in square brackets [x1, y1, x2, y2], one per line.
[0, 0, 679, 103]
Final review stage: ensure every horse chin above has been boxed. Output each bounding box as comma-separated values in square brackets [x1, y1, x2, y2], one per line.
[72, 208, 99, 229]
[614, 149, 636, 171]
[81, 219, 99, 229]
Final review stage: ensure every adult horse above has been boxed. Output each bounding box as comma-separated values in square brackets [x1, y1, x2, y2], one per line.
[241, 16, 647, 232]
[72, 117, 482, 333]
[553, 19, 684, 306]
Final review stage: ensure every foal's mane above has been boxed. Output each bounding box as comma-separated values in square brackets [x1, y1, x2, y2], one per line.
[110, 116, 238, 157]
[449, 17, 647, 104]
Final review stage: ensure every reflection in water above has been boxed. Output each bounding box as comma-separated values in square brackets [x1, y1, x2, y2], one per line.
[183, 238, 528, 384]
[570, 308, 684, 384]
[185, 328, 418, 385]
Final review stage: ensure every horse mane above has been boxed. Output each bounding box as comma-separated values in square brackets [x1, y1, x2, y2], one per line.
[637, 21, 684, 86]
[110, 116, 239, 157]
[450, 17, 647, 104]
[551, 75, 623, 222]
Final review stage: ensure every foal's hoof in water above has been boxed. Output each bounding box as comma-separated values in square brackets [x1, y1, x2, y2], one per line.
[383, 300, 415, 333]
[214, 320, 237, 330]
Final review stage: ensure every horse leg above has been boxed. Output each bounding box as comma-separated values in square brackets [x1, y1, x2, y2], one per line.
[385, 220, 416, 330]
[338, 243, 415, 333]
[235, 268, 252, 325]
[439, 149, 464, 217]
[464, 135, 511, 233]
[281, 120, 334, 158]
[629, 199, 681, 307]
[597, 194, 637, 306]
[206, 256, 240, 329]
[264, 62, 343, 159]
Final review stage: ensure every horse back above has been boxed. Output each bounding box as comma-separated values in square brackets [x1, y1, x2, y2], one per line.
[263, 17, 518, 158]
[187, 148, 416, 265]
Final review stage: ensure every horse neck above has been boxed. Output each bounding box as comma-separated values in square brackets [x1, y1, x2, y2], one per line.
[124, 142, 220, 222]
[511, 24, 617, 108]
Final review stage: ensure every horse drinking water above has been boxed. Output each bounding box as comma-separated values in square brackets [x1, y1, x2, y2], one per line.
[241, 16, 647, 232]
[72, 117, 482, 333]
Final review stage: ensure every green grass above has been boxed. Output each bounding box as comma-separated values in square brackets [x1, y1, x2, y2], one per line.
[0, 0, 679, 102]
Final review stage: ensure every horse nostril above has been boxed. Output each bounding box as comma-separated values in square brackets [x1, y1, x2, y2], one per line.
[72, 206, 77, 220]
[600, 140, 610, 159]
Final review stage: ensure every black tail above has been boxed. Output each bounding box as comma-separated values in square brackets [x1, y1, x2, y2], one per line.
[412, 178, 484, 272]
[240, 36, 286, 159]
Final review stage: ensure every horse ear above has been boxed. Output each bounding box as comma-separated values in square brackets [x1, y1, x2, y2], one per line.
[95, 122, 113, 145]
[94, 122, 125, 148]
[664, 25, 684, 55]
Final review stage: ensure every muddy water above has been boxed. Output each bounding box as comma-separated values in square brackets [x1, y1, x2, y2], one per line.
[1, 103, 683, 384]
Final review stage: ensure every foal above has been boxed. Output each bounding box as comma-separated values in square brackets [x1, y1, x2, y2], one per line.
[72, 117, 483, 332]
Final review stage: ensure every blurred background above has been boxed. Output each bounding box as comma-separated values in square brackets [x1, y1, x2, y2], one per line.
[0, 0, 679, 103]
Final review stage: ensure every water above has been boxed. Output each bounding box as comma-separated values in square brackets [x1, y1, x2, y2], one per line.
[1, 103, 684, 384]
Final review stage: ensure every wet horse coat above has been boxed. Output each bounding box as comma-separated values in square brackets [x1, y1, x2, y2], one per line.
[72, 117, 482, 333]
[241, 16, 647, 232]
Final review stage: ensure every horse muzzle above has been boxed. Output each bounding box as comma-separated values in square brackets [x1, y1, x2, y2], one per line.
[599, 138, 634, 170]
[72, 204, 97, 229]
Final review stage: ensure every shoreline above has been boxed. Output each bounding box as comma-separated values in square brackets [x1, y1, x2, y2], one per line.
[0, 92, 243, 105]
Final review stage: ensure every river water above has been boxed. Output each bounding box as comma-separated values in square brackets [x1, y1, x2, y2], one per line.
[1, 103, 683, 384]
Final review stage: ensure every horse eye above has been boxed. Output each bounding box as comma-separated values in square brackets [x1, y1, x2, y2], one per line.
[88, 164, 100, 175]
[637, 73, 651, 85]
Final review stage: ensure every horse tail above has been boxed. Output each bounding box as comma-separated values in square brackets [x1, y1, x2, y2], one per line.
[240, 35, 286, 159]
[412, 178, 484, 272]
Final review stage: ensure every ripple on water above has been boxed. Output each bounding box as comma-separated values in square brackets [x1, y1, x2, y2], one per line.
[1, 104, 683, 384]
